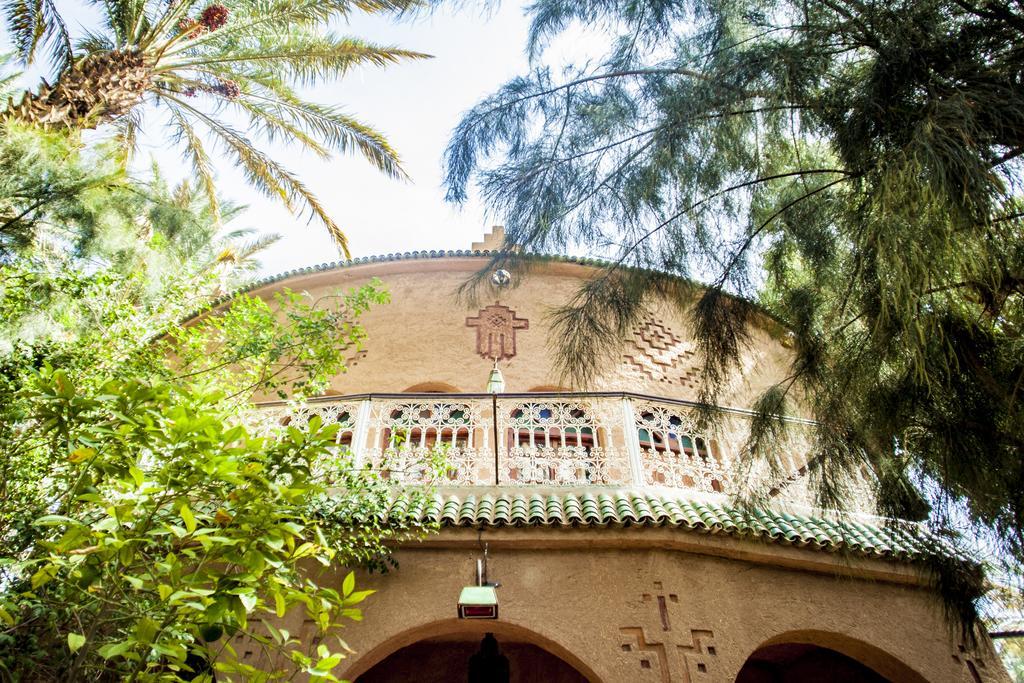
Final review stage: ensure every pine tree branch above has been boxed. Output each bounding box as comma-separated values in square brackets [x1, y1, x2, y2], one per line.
[716, 175, 854, 286]
[470, 67, 723, 122]
[613, 169, 857, 276]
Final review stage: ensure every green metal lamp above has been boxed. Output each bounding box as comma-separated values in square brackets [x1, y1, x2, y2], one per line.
[486, 361, 505, 393]
[458, 585, 499, 619]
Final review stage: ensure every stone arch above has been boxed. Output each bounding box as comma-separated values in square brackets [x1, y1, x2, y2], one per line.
[403, 381, 462, 393]
[343, 618, 604, 682]
[735, 629, 928, 683]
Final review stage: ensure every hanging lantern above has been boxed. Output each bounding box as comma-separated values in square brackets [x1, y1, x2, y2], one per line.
[486, 363, 506, 393]
[458, 586, 499, 619]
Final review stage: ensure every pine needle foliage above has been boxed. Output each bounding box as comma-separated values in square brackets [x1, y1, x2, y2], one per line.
[445, 0, 1024, 628]
[2, 0, 430, 255]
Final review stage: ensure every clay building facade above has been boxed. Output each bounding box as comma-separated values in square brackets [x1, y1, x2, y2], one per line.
[233, 231, 1009, 682]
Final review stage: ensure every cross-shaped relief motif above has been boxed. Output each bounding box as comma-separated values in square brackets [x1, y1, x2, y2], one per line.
[619, 582, 717, 682]
[466, 303, 529, 361]
[952, 643, 990, 682]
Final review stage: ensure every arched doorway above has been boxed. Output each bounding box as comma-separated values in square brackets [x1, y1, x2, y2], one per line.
[357, 632, 587, 683]
[735, 630, 928, 683]
[346, 620, 599, 683]
[736, 643, 890, 682]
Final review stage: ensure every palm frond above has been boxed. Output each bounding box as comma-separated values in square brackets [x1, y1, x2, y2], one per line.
[113, 108, 141, 164]
[165, 104, 221, 225]
[0, 53, 22, 100]
[166, 93, 351, 256]
[145, 0, 204, 53]
[163, 0, 413, 57]
[222, 231, 281, 264]
[157, 63, 407, 178]
[227, 93, 331, 158]
[237, 92, 407, 178]
[168, 34, 430, 84]
[4, 0, 71, 70]
[102, 0, 147, 46]
[74, 30, 114, 56]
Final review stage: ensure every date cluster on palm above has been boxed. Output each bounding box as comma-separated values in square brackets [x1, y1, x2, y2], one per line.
[6, 50, 151, 129]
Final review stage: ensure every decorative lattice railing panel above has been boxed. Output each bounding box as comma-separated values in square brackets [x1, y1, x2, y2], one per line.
[502, 446, 630, 486]
[244, 402, 359, 446]
[632, 401, 731, 492]
[248, 393, 873, 511]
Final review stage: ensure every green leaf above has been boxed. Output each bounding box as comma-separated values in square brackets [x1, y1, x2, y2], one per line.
[274, 591, 286, 618]
[33, 515, 84, 527]
[263, 619, 283, 644]
[30, 565, 58, 589]
[343, 589, 373, 606]
[68, 447, 95, 463]
[314, 653, 343, 671]
[135, 617, 159, 644]
[98, 640, 134, 660]
[342, 571, 354, 598]
[68, 632, 86, 653]
[238, 592, 257, 612]
[180, 503, 197, 534]
[293, 541, 317, 559]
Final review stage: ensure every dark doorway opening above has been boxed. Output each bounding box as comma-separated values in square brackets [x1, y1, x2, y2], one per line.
[356, 632, 588, 683]
[736, 642, 892, 682]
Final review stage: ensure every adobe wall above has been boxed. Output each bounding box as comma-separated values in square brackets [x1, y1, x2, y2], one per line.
[242, 257, 796, 411]
[300, 528, 1007, 683]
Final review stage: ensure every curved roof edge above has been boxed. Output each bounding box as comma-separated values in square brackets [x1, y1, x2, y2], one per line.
[187, 249, 789, 333]
[378, 489, 947, 563]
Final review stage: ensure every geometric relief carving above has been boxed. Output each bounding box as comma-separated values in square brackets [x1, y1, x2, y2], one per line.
[466, 302, 529, 361]
[619, 582, 717, 682]
[623, 317, 700, 388]
[347, 348, 368, 368]
[952, 643, 987, 682]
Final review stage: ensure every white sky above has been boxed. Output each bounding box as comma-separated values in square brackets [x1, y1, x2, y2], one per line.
[3, 2, 606, 275]
[150, 3, 537, 275]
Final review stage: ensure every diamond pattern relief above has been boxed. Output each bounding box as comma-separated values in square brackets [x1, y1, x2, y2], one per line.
[624, 317, 700, 388]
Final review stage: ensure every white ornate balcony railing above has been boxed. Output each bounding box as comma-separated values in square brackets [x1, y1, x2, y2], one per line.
[249, 392, 875, 511]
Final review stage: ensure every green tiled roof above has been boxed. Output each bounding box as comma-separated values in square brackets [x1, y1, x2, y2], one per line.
[386, 490, 940, 561]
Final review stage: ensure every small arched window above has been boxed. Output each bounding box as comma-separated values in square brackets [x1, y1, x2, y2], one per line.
[279, 406, 356, 448]
[402, 382, 462, 394]
[506, 402, 597, 450]
[636, 410, 712, 459]
[383, 402, 473, 450]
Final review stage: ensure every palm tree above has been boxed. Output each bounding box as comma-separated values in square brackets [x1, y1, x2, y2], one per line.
[2, 0, 427, 255]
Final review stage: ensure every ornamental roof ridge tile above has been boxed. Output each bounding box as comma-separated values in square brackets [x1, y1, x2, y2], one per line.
[379, 489, 942, 562]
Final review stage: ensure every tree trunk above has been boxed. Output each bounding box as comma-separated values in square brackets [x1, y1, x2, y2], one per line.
[6, 50, 151, 129]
